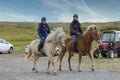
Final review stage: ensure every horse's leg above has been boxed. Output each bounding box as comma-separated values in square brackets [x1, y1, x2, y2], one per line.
[32, 53, 36, 71]
[52, 58, 56, 74]
[48, 54, 56, 74]
[32, 53, 39, 72]
[78, 53, 82, 72]
[59, 47, 66, 71]
[68, 52, 72, 71]
[88, 52, 95, 71]
[47, 60, 50, 74]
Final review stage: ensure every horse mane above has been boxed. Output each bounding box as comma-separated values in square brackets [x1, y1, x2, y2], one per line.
[55, 27, 65, 37]
[83, 24, 99, 35]
[45, 27, 65, 42]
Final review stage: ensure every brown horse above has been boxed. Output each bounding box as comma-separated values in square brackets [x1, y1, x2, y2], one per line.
[56, 25, 100, 72]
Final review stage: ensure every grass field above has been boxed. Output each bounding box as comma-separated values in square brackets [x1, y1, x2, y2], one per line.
[70, 53, 120, 72]
[0, 21, 120, 53]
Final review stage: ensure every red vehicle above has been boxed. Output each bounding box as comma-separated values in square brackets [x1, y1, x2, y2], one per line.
[93, 30, 120, 58]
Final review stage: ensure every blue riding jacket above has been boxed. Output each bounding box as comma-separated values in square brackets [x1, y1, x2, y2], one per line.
[38, 23, 50, 40]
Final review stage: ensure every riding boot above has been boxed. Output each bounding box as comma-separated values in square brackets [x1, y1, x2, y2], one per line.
[37, 49, 42, 56]
[70, 42, 75, 57]
[37, 40, 44, 55]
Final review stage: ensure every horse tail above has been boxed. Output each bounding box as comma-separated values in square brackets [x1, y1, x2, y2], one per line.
[55, 47, 66, 64]
[24, 46, 32, 61]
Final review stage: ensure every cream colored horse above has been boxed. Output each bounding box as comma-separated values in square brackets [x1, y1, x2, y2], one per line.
[25, 28, 65, 74]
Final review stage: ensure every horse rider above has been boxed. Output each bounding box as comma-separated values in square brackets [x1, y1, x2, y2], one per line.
[70, 14, 83, 56]
[37, 17, 51, 55]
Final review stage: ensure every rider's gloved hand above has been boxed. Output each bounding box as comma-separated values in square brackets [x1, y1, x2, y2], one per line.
[77, 32, 81, 35]
[42, 37, 45, 40]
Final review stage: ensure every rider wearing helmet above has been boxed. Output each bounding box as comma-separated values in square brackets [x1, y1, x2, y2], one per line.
[70, 14, 83, 56]
[37, 17, 51, 55]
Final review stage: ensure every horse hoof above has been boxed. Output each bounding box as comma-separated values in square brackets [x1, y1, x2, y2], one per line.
[47, 71, 50, 74]
[35, 70, 38, 73]
[59, 68, 61, 71]
[91, 68, 94, 71]
[69, 69, 73, 71]
[53, 72, 56, 75]
[78, 70, 81, 72]
[32, 68, 38, 73]
[32, 68, 35, 71]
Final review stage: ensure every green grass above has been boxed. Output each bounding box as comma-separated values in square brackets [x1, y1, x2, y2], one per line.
[0, 22, 38, 53]
[63, 52, 120, 72]
[95, 58, 120, 72]
[72, 53, 120, 72]
[0, 21, 120, 53]
[14, 47, 25, 54]
[92, 53, 120, 72]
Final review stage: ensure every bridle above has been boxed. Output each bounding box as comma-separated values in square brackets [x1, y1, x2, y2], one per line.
[55, 31, 65, 47]
[92, 30, 100, 43]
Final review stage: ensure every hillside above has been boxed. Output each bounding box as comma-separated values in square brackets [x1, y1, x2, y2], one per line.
[0, 21, 120, 53]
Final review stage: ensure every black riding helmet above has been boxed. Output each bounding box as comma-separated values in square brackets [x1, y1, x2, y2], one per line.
[73, 14, 78, 18]
[41, 17, 46, 21]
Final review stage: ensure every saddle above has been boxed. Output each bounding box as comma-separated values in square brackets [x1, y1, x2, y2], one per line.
[70, 35, 81, 53]
[70, 41, 87, 56]
[70, 38, 86, 56]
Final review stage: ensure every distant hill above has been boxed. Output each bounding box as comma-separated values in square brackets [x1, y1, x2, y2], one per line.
[0, 21, 120, 53]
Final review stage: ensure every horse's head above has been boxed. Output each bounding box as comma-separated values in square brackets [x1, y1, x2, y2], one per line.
[89, 25, 101, 43]
[55, 28, 66, 47]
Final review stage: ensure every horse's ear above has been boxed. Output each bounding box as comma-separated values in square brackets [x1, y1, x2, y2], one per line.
[90, 27, 93, 30]
[94, 27, 97, 30]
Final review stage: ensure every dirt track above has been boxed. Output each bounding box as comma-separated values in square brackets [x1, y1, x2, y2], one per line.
[0, 54, 120, 80]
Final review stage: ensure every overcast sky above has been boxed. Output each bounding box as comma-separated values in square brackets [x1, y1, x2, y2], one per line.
[0, 0, 120, 22]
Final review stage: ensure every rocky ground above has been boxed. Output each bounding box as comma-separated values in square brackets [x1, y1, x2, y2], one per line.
[0, 54, 120, 80]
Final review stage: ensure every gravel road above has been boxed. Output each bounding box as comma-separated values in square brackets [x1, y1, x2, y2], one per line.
[0, 54, 120, 80]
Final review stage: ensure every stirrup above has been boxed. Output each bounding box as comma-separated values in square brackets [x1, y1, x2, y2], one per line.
[70, 52, 74, 57]
[37, 50, 42, 55]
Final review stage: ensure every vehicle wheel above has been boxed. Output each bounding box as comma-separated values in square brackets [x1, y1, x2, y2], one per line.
[101, 52, 107, 57]
[93, 49, 99, 58]
[9, 47, 13, 54]
[117, 53, 120, 58]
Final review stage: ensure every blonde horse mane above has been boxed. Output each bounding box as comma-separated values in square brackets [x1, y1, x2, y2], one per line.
[45, 27, 65, 43]
[83, 24, 99, 35]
